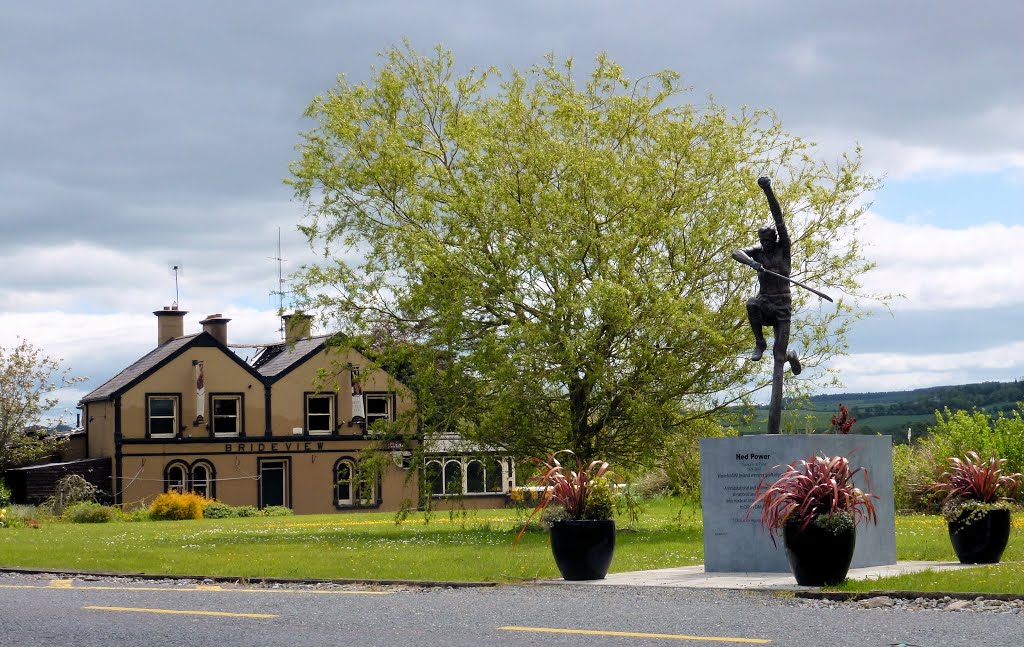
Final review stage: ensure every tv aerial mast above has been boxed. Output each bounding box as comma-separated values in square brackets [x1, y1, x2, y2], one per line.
[269, 228, 288, 339]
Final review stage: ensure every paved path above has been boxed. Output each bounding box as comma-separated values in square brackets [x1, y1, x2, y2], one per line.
[548, 560, 977, 590]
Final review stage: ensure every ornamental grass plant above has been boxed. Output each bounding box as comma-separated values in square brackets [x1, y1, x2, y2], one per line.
[928, 451, 1021, 524]
[751, 454, 878, 545]
[515, 450, 614, 543]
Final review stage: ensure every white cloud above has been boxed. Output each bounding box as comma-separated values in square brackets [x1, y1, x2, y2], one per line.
[858, 214, 1024, 310]
[829, 341, 1024, 392]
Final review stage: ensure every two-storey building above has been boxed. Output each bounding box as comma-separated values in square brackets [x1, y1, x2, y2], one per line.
[79, 307, 422, 513]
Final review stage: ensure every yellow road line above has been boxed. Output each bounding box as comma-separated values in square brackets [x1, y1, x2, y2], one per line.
[83, 606, 278, 619]
[0, 583, 387, 595]
[499, 626, 771, 644]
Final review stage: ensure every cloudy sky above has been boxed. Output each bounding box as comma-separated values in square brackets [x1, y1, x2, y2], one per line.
[3, 1, 1023, 422]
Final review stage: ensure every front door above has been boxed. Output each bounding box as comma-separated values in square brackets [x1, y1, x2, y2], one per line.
[258, 458, 290, 509]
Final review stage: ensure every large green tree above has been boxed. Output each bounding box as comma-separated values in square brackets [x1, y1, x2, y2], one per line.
[290, 44, 878, 465]
[0, 338, 82, 471]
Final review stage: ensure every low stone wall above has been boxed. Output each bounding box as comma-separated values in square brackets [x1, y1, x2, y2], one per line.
[699, 435, 895, 572]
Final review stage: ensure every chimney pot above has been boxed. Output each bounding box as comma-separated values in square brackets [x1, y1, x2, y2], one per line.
[282, 312, 313, 344]
[199, 313, 231, 346]
[153, 306, 188, 346]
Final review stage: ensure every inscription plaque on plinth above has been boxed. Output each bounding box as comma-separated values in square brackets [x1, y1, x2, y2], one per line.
[699, 435, 896, 572]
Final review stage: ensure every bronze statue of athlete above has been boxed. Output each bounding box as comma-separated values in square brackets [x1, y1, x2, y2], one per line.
[732, 177, 802, 376]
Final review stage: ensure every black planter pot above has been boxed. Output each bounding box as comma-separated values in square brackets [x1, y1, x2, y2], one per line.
[948, 507, 1011, 564]
[783, 520, 856, 586]
[549, 519, 616, 581]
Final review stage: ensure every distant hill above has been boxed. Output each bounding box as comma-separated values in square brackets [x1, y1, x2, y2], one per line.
[737, 379, 1024, 442]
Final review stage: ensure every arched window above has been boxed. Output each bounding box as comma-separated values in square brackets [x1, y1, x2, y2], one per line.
[425, 460, 443, 496]
[443, 460, 462, 495]
[335, 459, 355, 506]
[466, 460, 485, 494]
[190, 461, 214, 499]
[334, 458, 378, 507]
[355, 467, 377, 506]
[165, 462, 188, 493]
[486, 458, 505, 493]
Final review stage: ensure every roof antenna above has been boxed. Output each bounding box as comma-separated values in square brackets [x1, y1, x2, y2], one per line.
[168, 261, 183, 308]
[269, 228, 288, 339]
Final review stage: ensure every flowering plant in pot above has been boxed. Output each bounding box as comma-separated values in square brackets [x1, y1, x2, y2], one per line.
[515, 450, 617, 580]
[750, 454, 878, 586]
[928, 451, 1021, 564]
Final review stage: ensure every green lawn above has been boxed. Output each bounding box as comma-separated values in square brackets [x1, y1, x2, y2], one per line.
[836, 512, 1024, 594]
[0, 499, 703, 582]
[1, 499, 1021, 593]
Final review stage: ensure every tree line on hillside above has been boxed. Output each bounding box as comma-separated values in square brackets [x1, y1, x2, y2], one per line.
[811, 380, 1024, 419]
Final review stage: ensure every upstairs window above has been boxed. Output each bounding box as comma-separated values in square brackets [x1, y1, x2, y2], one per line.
[306, 393, 334, 435]
[365, 393, 392, 431]
[148, 395, 179, 438]
[211, 395, 242, 437]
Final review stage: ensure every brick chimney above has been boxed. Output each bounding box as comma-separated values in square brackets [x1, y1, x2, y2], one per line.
[200, 313, 231, 346]
[282, 312, 313, 344]
[153, 306, 188, 346]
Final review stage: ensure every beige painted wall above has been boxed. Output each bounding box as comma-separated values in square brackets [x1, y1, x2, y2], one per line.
[268, 347, 414, 435]
[121, 440, 419, 514]
[85, 400, 115, 457]
[119, 348, 264, 440]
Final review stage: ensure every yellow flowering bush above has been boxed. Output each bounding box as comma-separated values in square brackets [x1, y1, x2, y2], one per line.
[148, 491, 210, 521]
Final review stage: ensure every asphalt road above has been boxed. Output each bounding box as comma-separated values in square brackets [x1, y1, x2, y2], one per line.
[0, 573, 1020, 647]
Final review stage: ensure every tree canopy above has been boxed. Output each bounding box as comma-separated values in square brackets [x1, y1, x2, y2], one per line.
[289, 44, 879, 465]
[0, 338, 82, 471]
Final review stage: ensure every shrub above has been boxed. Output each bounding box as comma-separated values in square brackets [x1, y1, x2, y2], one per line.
[895, 406, 1024, 512]
[5, 504, 45, 528]
[0, 480, 11, 507]
[202, 502, 237, 519]
[262, 506, 293, 517]
[584, 477, 615, 521]
[46, 474, 100, 516]
[118, 507, 151, 522]
[233, 505, 260, 517]
[64, 502, 117, 523]
[148, 491, 209, 521]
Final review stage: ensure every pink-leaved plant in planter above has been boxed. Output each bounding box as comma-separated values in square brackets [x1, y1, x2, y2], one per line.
[514, 450, 613, 544]
[750, 454, 878, 545]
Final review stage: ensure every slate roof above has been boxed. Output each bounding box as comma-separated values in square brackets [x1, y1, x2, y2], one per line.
[253, 335, 331, 380]
[79, 335, 199, 403]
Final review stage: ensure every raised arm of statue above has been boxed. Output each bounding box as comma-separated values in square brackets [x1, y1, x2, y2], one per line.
[757, 177, 789, 246]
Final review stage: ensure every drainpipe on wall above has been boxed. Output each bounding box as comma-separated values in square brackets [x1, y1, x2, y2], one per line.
[113, 395, 123, 506]
[264, 385, 273, 437]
